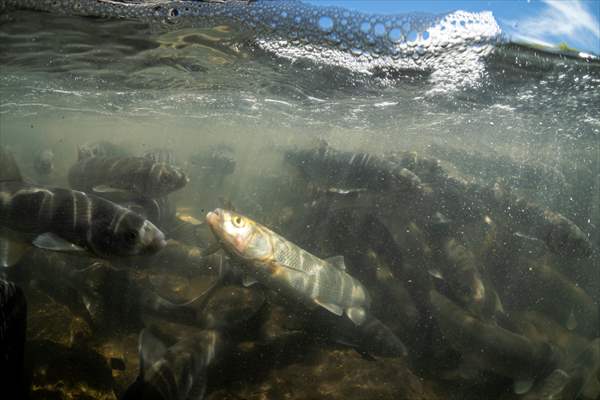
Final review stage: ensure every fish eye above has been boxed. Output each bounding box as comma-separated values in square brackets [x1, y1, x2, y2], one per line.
[124, 230, 138, 244]
[160, 174, 169, 182]
[232, 216, 244, 227]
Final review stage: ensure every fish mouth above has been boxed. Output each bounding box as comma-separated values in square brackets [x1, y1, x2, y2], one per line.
[140, 221, 167, 254]
[206, 208, 223, 228]
[146, 234, 167, 254]
[151, 235, 168, 253]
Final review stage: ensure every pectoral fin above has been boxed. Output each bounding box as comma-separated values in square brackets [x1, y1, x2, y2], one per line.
[33, 233, 85, 253]
[0, 146, 23, 182]
[428, 268, 444, 280]
[242, 275, 258, 287]
[566, 308, 577, 331]
[93, 185, 131, 194]
[314, 298, 343, 316]
[513, 378, 534, 395]
[346, 307, 367, 326]
[138, 329, 167, 381]
[202, 241, 221, 256]
[187, 374, 208, 400]
[0, 238, 30, 268]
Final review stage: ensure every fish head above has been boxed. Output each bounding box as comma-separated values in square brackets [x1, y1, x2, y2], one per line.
[206, 208, 272, 261]
[151, 164, 189, 195]
[104, 211, 167, 256]
[35, 150, 55, 174]
[133, 219, 167, 255]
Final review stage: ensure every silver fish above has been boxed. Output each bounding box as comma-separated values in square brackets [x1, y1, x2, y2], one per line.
[206, 208, 371, 326]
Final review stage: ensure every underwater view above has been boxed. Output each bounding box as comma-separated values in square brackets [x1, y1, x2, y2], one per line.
[0, 0, 599, 399]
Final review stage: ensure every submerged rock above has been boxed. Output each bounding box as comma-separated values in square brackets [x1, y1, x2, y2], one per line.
[26, 340, 116, 400]
[209, 348, 440, 400]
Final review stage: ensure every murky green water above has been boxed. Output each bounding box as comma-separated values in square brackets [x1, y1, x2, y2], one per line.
[1, 2, 599, 400]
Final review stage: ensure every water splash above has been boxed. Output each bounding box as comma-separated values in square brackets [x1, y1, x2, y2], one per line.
[2, 0, 502, 92]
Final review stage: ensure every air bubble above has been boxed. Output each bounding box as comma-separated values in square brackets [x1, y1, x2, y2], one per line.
[373, 23, 386, 37]
[389, 28, 402, 43]
[280, 11, 287, 18]
[294, 16, 301, 24]
[328, 33, 341, 43]
[407, 31, 418, 42]
[422, 31, 430, 40]
[318, 16, 334, 32]
[351, 47, 363, 56]
[360, 21, 371, 33]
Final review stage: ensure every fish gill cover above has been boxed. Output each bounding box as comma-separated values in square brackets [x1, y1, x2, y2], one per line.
[1, 0, 502, 92]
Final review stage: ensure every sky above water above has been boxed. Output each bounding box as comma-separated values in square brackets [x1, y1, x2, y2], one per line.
[302, 0, 600, 55]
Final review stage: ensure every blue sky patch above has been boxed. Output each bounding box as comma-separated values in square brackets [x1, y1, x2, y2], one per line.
[302, 0, 600, 54]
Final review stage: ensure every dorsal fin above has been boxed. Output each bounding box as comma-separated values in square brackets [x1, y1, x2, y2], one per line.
[0, 146, 22, 182]
[77, 144, 90, 161]
[325, 255, 346, 271]
[138, 329, 167, 381]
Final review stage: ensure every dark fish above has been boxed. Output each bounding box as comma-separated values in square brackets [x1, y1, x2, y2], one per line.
[427, 212, 504, 322]
[33, 149, 54, 176]
[429, 289, 561, 394]
[447, 180, 592, 259]
[1, 147, 166, 264]
[16, 248, 223, 332]
[123, 329, 226, 400]
[122, 196, 176, 231]
[17, 250, 144, 330]
[0, 280, 27, 399]
[68, 156, 188, 199]
[523, 339, 600, 400]
[77, 140, 129, 160]
[499, 257, 599, 338]
[428, 143, 569, 192]
[140, 283, 266, 334]
[190, 145, 235, 189]
[284, 143, 424, 194]
[143, 148, 176, 166]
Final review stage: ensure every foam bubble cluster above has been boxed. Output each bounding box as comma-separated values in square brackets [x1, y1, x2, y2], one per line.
[3, 0, 502, 91]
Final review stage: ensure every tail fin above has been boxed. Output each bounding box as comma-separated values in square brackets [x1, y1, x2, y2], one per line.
[138, 329, 168, 381]
[140, 280, 222, 326]
[77, 144, 93, 161]
[132, 329, 215, 400]
[0, 146, 22, 182]
[119, 329, 169, 400]
[0, 239, 30, 268]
